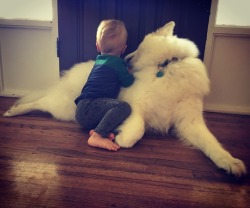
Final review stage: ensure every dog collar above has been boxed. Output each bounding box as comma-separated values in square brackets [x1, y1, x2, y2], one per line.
[156, 57, 179, 77]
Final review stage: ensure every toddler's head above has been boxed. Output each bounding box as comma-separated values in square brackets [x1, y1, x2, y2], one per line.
[96, 19, 127, 56]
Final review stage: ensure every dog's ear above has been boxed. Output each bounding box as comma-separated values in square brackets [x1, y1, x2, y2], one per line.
[155, 21, 175, 36]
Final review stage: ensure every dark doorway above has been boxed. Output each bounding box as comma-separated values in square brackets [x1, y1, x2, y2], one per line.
[58, 0, 211, 71]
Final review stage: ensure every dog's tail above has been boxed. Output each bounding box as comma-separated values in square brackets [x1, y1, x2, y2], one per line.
[15, 88, 50, 105]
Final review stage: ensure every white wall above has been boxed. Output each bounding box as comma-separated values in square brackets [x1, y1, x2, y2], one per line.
[0, 0, 52, 21]
[216, 0, 250, 26]
[0, 0, 59, 96]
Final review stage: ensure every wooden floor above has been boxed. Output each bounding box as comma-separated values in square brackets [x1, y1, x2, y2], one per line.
[0, 97, 250, 208]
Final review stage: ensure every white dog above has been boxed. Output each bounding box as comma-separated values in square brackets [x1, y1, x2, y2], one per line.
[4, 22, 246, 177]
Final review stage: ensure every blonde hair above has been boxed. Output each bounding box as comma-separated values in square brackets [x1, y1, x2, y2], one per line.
[96, 19, 127, 55]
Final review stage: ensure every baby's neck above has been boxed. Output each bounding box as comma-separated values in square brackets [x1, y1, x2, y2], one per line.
[101, 52, 121, 57]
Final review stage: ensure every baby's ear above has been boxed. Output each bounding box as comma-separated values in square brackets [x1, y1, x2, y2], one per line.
[96, 42, 101, 52]
[154, 21, 175, 36]
[122, 45, 127, 54]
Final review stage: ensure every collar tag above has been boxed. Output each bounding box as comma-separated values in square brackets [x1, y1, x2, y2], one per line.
[156, 71, 164, 77]
[156, 57, 179, 78]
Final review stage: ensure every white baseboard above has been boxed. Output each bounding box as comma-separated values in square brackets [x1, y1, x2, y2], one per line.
[204, 104, 250, 115]
[0, 90, 29, 98]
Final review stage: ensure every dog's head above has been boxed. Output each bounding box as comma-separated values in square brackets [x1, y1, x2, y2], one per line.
[125, 21, 199, 72]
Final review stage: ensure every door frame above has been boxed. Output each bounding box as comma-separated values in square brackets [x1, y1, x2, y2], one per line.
[203, 0, 250, 115]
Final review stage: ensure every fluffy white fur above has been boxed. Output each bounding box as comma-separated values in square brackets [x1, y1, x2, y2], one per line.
[4, 21, 246, 177]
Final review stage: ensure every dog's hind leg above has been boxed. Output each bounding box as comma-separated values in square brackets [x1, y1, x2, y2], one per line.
[115, 112, 145, 148]
[175, 115, 246, 177]
[3, 101, 43, 117]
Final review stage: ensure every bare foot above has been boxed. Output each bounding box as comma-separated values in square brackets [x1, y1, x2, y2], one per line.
[89, 130, 115, 140]
[88, 132, 120, 151]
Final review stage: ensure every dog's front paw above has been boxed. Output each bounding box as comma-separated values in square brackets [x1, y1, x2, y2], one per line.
[115, 133, 135, 148]
[114, 112, 145, 148]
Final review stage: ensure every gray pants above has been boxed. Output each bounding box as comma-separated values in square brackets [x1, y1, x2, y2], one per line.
[75, 98, 131, 138]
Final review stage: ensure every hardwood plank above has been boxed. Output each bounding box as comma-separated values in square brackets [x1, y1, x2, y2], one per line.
[0, 97, 250, 208]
